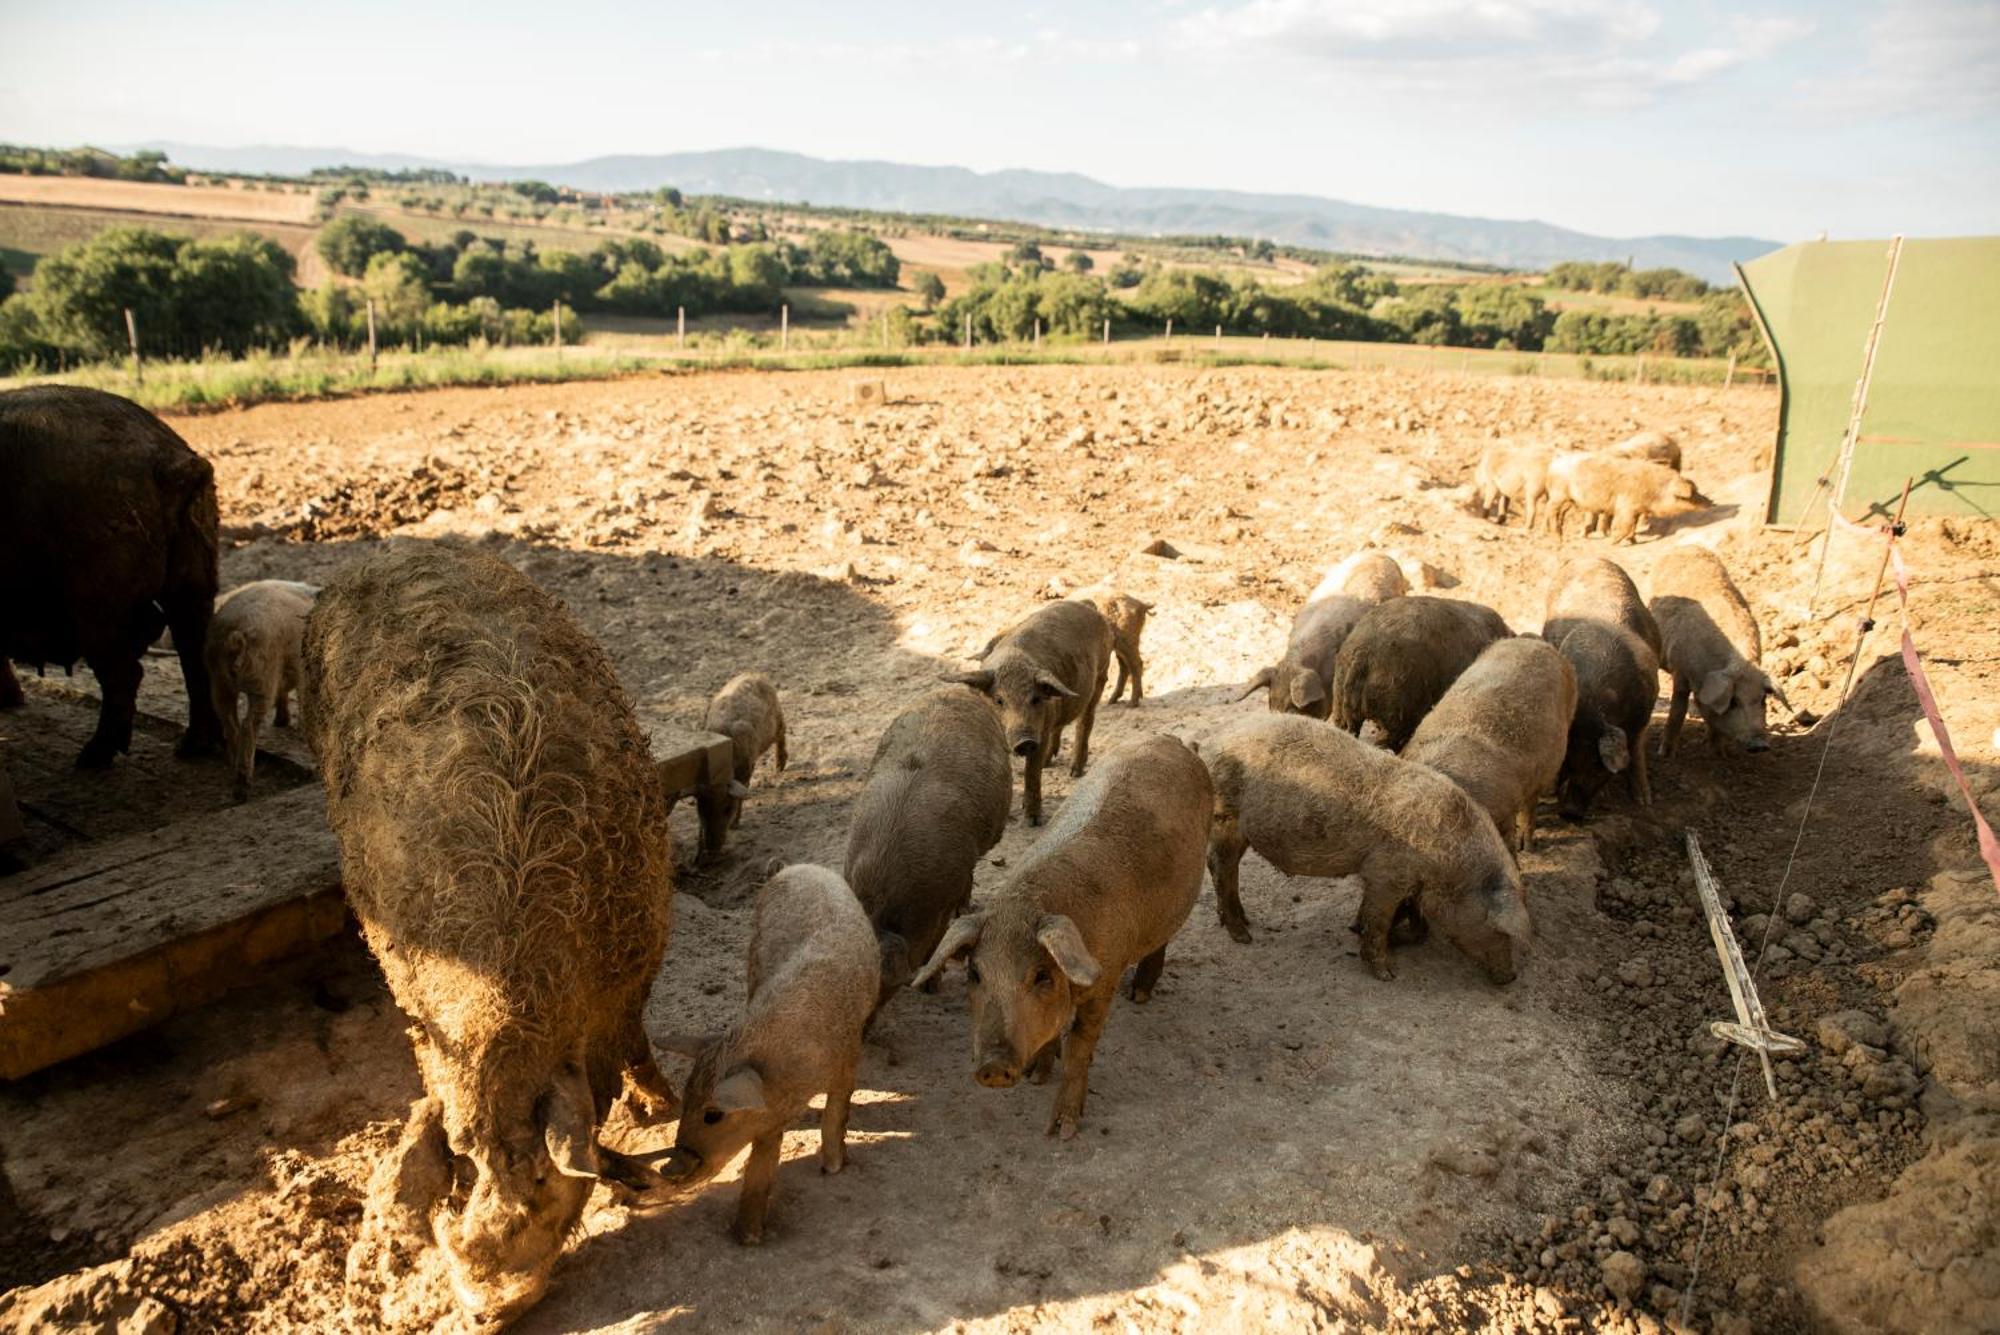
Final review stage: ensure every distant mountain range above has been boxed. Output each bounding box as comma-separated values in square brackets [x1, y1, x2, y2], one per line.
[129, 142, 1780, 282]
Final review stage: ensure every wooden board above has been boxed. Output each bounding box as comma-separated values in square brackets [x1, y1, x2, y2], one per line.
[646, 722, 736, 859]
[0, 784, 345, 1080]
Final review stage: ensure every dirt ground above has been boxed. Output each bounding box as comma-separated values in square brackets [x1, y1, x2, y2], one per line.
[2, 364, 1996, 1333]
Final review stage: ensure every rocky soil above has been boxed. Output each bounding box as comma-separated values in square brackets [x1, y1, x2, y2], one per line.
[2, 364, 1995, 1333]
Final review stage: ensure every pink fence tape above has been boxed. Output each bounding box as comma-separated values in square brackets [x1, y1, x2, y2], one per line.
[1881, 540, 2000, 894]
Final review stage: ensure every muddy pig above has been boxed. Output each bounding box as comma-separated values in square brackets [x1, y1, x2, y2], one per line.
[704, 671, 787, 827]
[1473, 441, 1555, 530]
[662, 864, 877, 1244]
[1331, 596, 1511, 749]
[844, 685, 1011, 1011]
[1542, 556, 1661, 657]
[1202, 714, 1528, 983]
[1553, 621, 1658, 817]
[303, 546, 676, 1327]
[911, 733, 1211, 1139]
[205, 580, 316, 801]
[1402, 637, 1578, 854]
[1650, 546, 1784, 755]
[1243, 595, 1366, 719]
[1083, 591, 1153, 706]
[1605, 429, 1682, 471]
[1, 385, 221, 766]
[1549, 453, 1708, 544]
[949, 598, 1111, 825]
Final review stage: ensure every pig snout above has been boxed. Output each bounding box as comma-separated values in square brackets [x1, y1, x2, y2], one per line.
[658, 1147, 704, 1182]
[974, 1042, 1021, 1087]
[1011, 735, 1040, 759]
[1745, 735, 1770, 754]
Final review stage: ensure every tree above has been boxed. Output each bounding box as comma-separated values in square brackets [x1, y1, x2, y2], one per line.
[317, 215, 406, 278]
[362, 251, 432, 333]
[914, 270, 946, 310]
[1005, 240, 1045, 268]
[0, 266, 12, 302]
[1455, 285, 1554, 351]
[511, 179, 560, 204]
[1063, 251, 1094, 273]
[656, 186, 684, 209]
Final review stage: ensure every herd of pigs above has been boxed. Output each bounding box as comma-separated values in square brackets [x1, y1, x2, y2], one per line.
[0, 385, 1784, 1327]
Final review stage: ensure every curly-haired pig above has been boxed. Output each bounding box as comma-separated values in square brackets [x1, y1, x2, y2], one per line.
[1473, 441, 1555, 530]
[1402, 637, 1578, 854]
[205, 580, 316, 801]
[1331, 595, 1511, 749]
[1605, 430, 1682, 472]
[1202, 714, 1528, 983]
[948, 598, 1111, 825]
[843, 685, 1011, 1011]
[1251, 552, 1408, 718]
[661, 864, 877, 1245]
[1548, 453, 1708, 544]
[1552, 621, 1658, 817]
[1307, 550, 1410, 604]
[910, 733, 1211, 1139]
[1083, 591, 1153, 706]
[301, 546, 676, 1327]
[1542, 556, 1661, 657]
[704, 671, 787, 827]
[1649, 547, 1784, 755]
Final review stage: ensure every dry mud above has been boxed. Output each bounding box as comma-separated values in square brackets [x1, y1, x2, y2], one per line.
[2, 364, 1995, 1333]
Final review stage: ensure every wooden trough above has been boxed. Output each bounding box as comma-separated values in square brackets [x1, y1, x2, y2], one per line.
[0, 713, 739, 1081]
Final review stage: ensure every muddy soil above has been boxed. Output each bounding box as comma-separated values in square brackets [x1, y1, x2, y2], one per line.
[2, 365, 1995, 1333]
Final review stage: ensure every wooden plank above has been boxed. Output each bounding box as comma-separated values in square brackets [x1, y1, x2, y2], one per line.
[0, 784, 344, 1080]
[645, 722, 735, 859]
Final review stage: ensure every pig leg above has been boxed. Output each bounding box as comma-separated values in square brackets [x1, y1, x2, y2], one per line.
[1515, 803, 1535, 852]
[163, 592, 221, 759]
[820, 1058, 856, 1175]
[78, 651, 143, 768]
[775, 720, 788, 772]
[1026, 1037, 1060, 1084]
[1355, 878, 1412, 982]
[1128, 944, 1166, 1004]
[1047, 989, 1113, 1140]
[1207, 826, 1254, 942]
[1630, 728, 1654, 805]
[0, 659, 21, 708]
[1662, 677, 1690, 756]
[1609, 502, 1640, 546]
[1127, 652, 1145, 707]
[232, 690, 267, 801]
[1070, 681, 1103, 779]
[1108, 656, 1130, 704]
[732, 1132, 783, 1246]
[1023, 749, 1045, 826]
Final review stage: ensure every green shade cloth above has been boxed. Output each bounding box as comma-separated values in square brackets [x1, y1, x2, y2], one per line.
[1738, 237, 2000, 524]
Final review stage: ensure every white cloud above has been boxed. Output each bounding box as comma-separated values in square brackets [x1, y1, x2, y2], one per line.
[1170, 0, 1813, 107]
[1819, 0, 2000, 117]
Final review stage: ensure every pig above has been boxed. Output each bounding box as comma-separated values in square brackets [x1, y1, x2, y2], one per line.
[1605, 429, 1682, 472]
[1541, 556, 1662, 659]
[1331, 596, 1512, 750]
[205, 580, 315, 801]
[661, 864, 877, 1245]
[911, 733, 1211, 1139]
[1552, 621, 1658, 817]
[1084, 592, 1153, 707]
[704, 671, 787, 828]
[1548, 454, 1708, 544]
[1241, 595, 1368, 720]
[1472, 442, 1555, 530]
[1307, 550, 1410, 604]
[843, 686, 1012, 1010]
[1201, 714, 1528, 983]
[302, 546, 677, 1327]
[1649, 547, 1784, 755]
[1401, 637, 1578, 854]
[949, 599, 1111, 825]
[1, 385, 221, 766]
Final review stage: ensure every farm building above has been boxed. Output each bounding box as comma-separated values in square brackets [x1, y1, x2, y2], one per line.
[1739, 235, 2000, 524]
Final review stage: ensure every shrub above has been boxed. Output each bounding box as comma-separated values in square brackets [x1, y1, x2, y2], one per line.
[316, 215, 406, 278]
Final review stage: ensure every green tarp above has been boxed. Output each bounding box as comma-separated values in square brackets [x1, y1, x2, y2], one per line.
[1739, 237, 2000, 524]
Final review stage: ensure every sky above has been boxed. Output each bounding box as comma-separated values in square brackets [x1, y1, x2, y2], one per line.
[1, 0, 1995, 242]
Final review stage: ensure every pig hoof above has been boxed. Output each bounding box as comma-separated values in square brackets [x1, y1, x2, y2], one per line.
[1128, 986, 1153, 1005]
[1367, 961, 1397, 982]
[1049, 1114, 1080, 1140]
[75, 743, 118, 770]
[1223, 921, 1253, 945]
[731, 1222, 765, 1247]
[821, 1155, 845, 1176]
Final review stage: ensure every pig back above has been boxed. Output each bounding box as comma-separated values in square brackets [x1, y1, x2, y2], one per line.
[1000, 599, 1112, 710]
[1206, 715, 1391, 877]
[301, 546, 673, 1056]
[1010, 733, 1211, 967]
[1542, 557, 1661, 657]
[0, 386, 218, 665]
[1650, 548, 1760, 667]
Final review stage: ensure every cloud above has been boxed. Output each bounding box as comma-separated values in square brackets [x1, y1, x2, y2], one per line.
[1817, 0, 2000, 117]
[1170, 0, 1814, 106]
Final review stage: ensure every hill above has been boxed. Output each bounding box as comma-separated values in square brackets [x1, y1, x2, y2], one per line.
[131, 142, 1779, 282]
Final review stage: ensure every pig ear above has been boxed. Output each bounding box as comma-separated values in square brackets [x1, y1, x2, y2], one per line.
[539, 1071, 599, 1180]
[728, 779, 751, 799]
[712, 1067, 766, 1114]
[1034, 672, 1077, 700]
[1236, 667, 1275, 701]
[943, 670, 996, 696]
[1289, 672, 1326, 711]
[1035, 915, 1101, 990]
[380, 1099, 452, 1236]
[1762, 673, 1792, 710]
[972, 634, 1000, 661]
[1697, 669, 1735, 714]
[910, 912, 984, 989]
[658, 1031, 718, 1057]
[1597, 727, 1630, 774]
